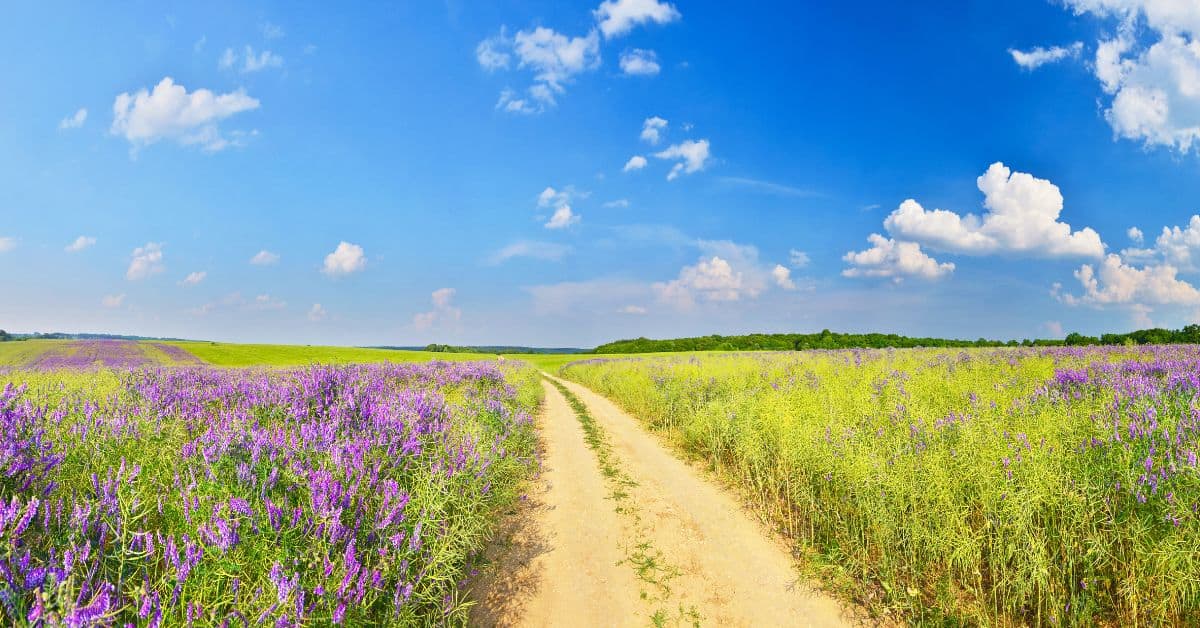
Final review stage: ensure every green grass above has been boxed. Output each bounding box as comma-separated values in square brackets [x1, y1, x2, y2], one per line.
[160, 341, 489, 367]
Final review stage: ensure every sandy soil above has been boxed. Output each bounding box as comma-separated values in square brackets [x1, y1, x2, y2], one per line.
[471, 376, 856, 627]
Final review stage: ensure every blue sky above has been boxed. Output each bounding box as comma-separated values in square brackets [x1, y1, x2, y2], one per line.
[4, 0, 1200, 346]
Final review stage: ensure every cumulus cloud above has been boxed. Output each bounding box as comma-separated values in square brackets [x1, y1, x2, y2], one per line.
[620, 49, 661, 75]
[538, 186, 582, 229]
[308, 303, 327, 322]
[1122, 215, 1200, 271]
[65, 236, 95, 252]
[654, 139, 711, 180]
[842, 234, 954, 282]
[250, 250, 280, 265]
[59, 108, 87, 130]
[594, 0, 681, 38]
[101, 294, 126, 308]
[623, 155, 647, 171]
[322, 242, 366, 276]
[882, 162, 1104, 258]
[789, 249, 811, 268]
[1060, 253, 1200, 306]
[111, 77, 259, 152]
[1008, 42, 1083, 69]
[1128, 226, 1145, 243]
[413, 288, 462, 330]
[640, 116, 667, 144]
[488, 240, 571, 264]
[771, 264, 796, 290]
[479, 26, 601, 113]
[179, 271, 206, 286]
[653, 240, 781, 308]
[1062, 1, 1200, 151]
[126, 242, 165, 280]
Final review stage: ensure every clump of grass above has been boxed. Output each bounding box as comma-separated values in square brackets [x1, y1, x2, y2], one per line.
[562, 346, 1200, 625]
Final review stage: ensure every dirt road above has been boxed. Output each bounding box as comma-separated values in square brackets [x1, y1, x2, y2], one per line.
[471, 376, 853, 627]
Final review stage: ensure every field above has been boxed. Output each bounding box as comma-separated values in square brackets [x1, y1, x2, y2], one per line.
[9, 339, 1200, 625]
[560, 347, 1200, 625]
[0, 355, 541, 625]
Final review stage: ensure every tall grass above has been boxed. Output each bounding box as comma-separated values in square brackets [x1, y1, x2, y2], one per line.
[563, 347, 1200, 625]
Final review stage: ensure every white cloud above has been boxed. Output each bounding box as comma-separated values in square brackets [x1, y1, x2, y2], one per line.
[180, 271, 206, 286]
[58, 108, 87, 130]
[594, 0, 681, 38]
[545, 206, 580, 229]
[653, 240, 779, 308]
[789, 249, 811, 268]
[1128, 226, 1145, 243]
[1062, 1, 1200, 151]
[65, 236, 95, 253]
[1061, 253, 1200, 305]
[1044, 320, 1065, 337]
[717, 176, 819, 198]
[842, 234, 954, 282]
[618, 304, 647, 314]
[477, 29, 511, 70]
[623, 155, 647, 171]
[0, 237, 14, 252]
[480, 26, 601, 113]
[538, 186, 582, 229]
[308, 303, 327, 322]
[489, 240, 571, 264]
[654, 139, 711, 180]
[413, 288, 462, 330]
[126, 242, 165, 280]
[1124, 215, 1200, 271]
[771, 264, 796, 290]
[322, 241, 366, 276]
[640, 116, 667, 144]
[249, 294, 287, 311]
[1008, 42, 1083, 69]
[101, 294, 126, 308]
[604, 198, 630, 208]
[250, 250, 280, 265]
[220, 46, 283, 73]
[111, 77, 259, 152]
[620, 49, 661, 75]
[882, 162, 1105, 258]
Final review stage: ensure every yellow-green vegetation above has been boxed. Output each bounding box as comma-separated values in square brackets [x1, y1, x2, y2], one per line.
[562, 347, 1200, 625]
[0, 340, 73, 366]
[161, 341, 487, 367]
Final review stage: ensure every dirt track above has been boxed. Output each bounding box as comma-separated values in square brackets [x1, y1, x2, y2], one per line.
[471, 376, 853, 627]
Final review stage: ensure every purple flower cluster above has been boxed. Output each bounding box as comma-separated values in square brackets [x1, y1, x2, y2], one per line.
[0, 360, 535, 625]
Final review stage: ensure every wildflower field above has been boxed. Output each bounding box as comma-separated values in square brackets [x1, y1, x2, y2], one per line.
[561, 346, 1200, 625]
[0, 359, 540, 625]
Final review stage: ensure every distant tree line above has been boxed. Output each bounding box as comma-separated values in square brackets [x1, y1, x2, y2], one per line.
[417, 344, 587, 355]
[0, 329, 11, 342]
[1063, 325, 1200, 346]
[593, 326, 1200, 354]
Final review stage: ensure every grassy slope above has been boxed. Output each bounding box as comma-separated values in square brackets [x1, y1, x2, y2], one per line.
[165, 341, 489, 367]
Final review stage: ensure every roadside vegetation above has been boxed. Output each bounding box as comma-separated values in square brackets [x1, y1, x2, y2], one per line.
[563, 347, 1200, 625]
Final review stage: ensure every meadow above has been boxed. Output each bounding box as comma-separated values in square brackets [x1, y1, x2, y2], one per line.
[0, 355, 541, 625]
[561, 346, 1200, 625]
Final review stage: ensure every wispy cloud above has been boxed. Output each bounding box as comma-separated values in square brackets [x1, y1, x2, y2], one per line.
[716, 176, 821, 198]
